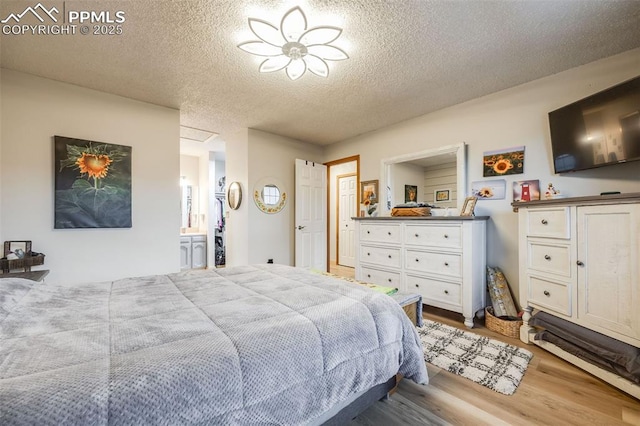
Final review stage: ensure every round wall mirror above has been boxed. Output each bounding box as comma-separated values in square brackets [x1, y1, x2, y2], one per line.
[253, 177, 287, 214]
[227, 181, 242, 210]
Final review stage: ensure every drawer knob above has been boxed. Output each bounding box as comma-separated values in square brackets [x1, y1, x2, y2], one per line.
[444, 234, 449, 239]
[388, 255, 392, 259]
[367, 231, 370, 234]
[415, 284, 419, 288]
[543, 290, 550, 297]
[388, 278, 392, 282]
[577, 260, 584, 266]
[444, 290, 449, 295]
[415, 233, 419, 237]
[415, 258, 419, 262]
[367, 253, 371, 256]
[444, 262, 449, 266]
[367, 274, 371, 278]
[541, 219, 548, 225]
[544, 254, 551, 261]
[388, 232, 391, 235]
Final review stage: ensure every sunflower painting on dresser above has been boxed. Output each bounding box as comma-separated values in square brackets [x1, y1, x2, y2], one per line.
[54, 136, 132, 229]
[482, 146, 525, 177]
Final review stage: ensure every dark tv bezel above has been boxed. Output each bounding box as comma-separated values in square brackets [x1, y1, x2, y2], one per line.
[548, 75, 640, 174]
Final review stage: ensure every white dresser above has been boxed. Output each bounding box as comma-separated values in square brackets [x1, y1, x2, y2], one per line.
[354, 216, 488, 328]
[515, 193, 640, 398]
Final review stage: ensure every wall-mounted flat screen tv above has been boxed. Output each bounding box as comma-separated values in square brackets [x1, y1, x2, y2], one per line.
[548, 76, 640, 173]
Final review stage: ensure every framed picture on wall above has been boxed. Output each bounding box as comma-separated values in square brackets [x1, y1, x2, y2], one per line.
[361, 180, 379, 203]
[405, 185, 417, 202]
[434, 189, 451, 203]
[471, 179, 506, 200]
[54, 135, 132, 229]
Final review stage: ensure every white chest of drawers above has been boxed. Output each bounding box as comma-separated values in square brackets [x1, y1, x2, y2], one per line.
[355, 216, 488, 328]
[515, 194, 640, 399]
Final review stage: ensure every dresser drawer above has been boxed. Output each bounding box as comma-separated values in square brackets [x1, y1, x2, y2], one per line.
[406, 274, 461, 307]
[528, 275, 571, 316]
[360, 267, 401, 287]
[404, 224, 462, 249]
[526, 208, 570, 239]
[360, 223, 402, 244]
[527, 240, 572, 277]
[405, 249, 462, 278]
[360, 245, 401, 269]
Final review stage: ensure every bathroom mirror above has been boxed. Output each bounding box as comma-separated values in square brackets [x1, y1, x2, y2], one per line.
[253, 177, 287, 214]
[228, 181, 242, 210]
[181, 183, 199, 229]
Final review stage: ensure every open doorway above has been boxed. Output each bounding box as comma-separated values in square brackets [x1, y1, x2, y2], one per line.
[325, 155, 359, 278]
[179, 125, 226, 270]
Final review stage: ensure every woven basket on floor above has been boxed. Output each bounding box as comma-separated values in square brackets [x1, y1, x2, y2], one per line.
[485, 307, 521, 339]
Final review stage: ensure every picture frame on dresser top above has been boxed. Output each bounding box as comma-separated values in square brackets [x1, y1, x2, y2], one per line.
[460, 196, 477, 216]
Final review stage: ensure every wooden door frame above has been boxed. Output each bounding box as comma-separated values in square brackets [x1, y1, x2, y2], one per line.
[324, 155, 360, 272]
[336, 172, 357, 267]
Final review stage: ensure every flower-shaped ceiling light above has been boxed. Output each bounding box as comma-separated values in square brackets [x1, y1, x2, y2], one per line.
[238, 6, 348, 80]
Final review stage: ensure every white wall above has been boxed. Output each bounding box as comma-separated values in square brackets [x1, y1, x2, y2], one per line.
[248, 129, 324, 266]
[0, 66, 3, 246]
[324, 48, 640, 308]
[329, 161, 357, 262]
[1, 70, 180, 283]
[224, 129, 249, 266]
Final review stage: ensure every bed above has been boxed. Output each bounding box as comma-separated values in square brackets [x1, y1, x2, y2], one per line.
[0, 264, 428, 425]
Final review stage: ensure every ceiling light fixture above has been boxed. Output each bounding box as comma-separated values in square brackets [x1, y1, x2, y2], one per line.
[238, 6, 348, 81]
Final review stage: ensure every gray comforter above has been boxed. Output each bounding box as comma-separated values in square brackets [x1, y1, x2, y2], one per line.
[1, 264, 428, 425]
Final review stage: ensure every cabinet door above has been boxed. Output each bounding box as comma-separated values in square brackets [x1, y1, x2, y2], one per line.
[577, 204, 639, 341]
[180, 241, 191, 271]
[191, 241, 207, 269]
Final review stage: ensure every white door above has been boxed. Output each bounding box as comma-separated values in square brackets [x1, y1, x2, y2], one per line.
[338, 175, 357, 267]
[295, 159, 327, 271]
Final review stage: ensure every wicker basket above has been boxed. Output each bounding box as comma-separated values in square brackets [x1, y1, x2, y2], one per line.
[0, 254, 45, 273]
[485, 307, 521, 339]
[391, 207, 431, 216]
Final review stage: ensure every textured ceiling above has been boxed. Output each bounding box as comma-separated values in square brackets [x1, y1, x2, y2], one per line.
[1, 0, 640, 146]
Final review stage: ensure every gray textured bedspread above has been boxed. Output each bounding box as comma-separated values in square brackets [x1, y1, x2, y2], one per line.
[1, 264, 428, 425]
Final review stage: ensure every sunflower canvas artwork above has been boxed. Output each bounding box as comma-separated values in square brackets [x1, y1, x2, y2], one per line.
[54, 136, 132, 229]
[482, 146, 525, 177]
[471, 179, 506, 200]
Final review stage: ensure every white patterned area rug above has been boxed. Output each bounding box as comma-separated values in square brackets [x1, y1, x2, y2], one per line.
[417, 319, 533, 395]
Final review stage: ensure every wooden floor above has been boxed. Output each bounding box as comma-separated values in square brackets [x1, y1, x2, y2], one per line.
[349, 307, 640, 425]
[329, 261, 356, 279]
[328, 264, 640, 425]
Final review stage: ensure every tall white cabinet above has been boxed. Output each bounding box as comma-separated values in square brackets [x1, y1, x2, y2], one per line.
[354, 216, 488, 328]
[515, 193, 640, 398]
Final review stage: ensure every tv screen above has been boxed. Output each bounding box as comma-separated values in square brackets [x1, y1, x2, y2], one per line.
[548, 76, 640, 173]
